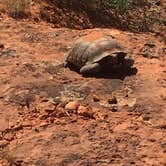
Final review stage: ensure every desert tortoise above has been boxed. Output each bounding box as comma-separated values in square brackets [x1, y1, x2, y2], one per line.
[64, 36, 134, 75]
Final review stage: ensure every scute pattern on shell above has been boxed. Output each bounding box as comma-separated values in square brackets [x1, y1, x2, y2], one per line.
[66, 36, 126, 68]
[67, 41, 90, 67]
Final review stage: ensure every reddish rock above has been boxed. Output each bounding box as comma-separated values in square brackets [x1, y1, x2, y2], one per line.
[92, 107, 106, 120]
[0, 119, 9, 131]
[39, 113, 49, 120]
[93, 95, 100, 102]
[108, 96, 117, 104]
[77, 105, 88, 115]
[77, 105, 94, 118]
[39, 122, 49, 127]
[53, 107, 66, 118]
[3, 133, 15, 141]
[65, 101, 80, 110]
[0, 140, 8, 147]
[0, 43, 4, 49]
[39, 102, 56, 114]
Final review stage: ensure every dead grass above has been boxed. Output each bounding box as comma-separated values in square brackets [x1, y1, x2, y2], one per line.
[0, 148, 15, 165]
[3, 0, 30, 18]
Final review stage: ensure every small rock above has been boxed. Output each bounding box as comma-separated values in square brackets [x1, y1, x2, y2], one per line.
[12, 124, 23, 131]
[0, 140, 8, 148]
[0, 119, 9, 131]
[158, 124, 166, 129]
[9, 122, 15, 128]
[0, 43, 4, 49]
[38, 101, 56, 114]
[49, 76, 54, 80]
[141, 42, 160, 59]
[77, 105, 88, 115]
[65, 101, 80, 110]
[14, 160, 24, 166]
[91, 107, 100, 113]
[148, 138, 156, 142]
[117, 97, 136, 107]
[92, 108, 106, 120]
[22, 121, 32, 128]
[34, 128, 40, 132]
[144, 42, 155, 48]
[111, 105, 118, 112]
[3, 133, 15, 141]
[161, 142, 166, 153]
[44, 106, 56, 114]
[161, 94, 166, 100]
[52, 107, 66, 118]
[77, 105, 93, 118]
[1, 49, 17, 57]
[39, 122, 49, 127]
[142, 115, 151, 121]
[108, 96, 117, 104]
[93, 95, 100, 102]
[39, 113, 49, 120]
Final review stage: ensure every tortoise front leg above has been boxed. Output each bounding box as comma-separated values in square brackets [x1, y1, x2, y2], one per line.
[80, 63, 101, 75]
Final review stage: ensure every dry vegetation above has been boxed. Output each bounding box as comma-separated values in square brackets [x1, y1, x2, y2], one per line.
[0, 0, 165, 32]
[2, 0, 30, 18]
[51, 0, 165, 32]
[0, 148, 15, 165]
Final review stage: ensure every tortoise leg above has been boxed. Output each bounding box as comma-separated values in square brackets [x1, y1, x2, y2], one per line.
[80, 63, 101, 75]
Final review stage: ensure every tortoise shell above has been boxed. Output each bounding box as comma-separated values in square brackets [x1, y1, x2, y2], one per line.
[65, 36, 127, 68]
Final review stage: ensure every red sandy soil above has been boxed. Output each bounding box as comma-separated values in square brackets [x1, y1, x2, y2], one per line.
[0, 16, 166, 165]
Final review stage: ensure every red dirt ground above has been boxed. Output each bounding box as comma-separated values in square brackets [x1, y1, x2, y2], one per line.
[0, 7, 166, 166]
